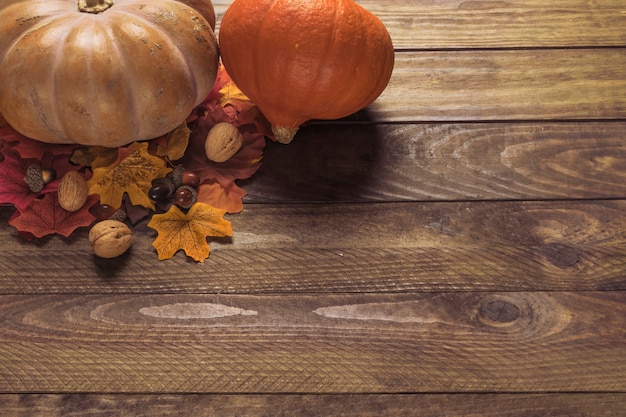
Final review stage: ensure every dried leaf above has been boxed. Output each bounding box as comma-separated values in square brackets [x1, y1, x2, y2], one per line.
[0, 126, 74, 159]
[154, 122, 191, 161]
[123, 196, 151, 225]
[218, 69, 250, 106]
[147, 202, 232, 262]
[0, 149, 36, 210]
[216, 67, 273, 139]
[9, 193, 98, 238]
[197, 180, 247, 214]
[71, 146, 119, 168]
[88, 142, 171, 210]
[182, 126, 264, 189]
[0, 150, 83, 210]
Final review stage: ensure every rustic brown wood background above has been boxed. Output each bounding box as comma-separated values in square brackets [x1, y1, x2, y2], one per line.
[1, 0, 625, 415]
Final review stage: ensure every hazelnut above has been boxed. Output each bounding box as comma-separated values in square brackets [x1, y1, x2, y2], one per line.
[205, 122, 243, 162]
[89, 220, 133, 258]
[58, 171, 89, 212]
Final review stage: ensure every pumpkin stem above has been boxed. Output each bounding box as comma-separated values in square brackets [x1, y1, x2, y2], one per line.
[78, 0, 114, 13]
[272, 126, 299, 144]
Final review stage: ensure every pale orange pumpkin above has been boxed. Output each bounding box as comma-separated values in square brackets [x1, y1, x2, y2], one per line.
[219, 0, 394, 144]
[178, 0, 216, 29]
[0, 0, 219, 147]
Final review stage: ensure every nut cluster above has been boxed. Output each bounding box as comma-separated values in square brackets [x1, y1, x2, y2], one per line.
[149, 166, 199, 210]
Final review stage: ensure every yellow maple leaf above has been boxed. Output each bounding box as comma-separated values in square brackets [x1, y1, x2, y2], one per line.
[155, 122, 191, 161]
[147, 202, 233, 262]
[218, 72, 250, 106]
[70, 145, 118, 168]
[88, 141, 171, 210]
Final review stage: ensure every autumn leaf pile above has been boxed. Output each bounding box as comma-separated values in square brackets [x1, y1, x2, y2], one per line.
[0, 66, 271, 262]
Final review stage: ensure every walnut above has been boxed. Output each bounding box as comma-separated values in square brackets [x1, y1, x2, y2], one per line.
[88, 220, 133, 258]
[58, 171, 89, 212]
[204, 122, 243, 162]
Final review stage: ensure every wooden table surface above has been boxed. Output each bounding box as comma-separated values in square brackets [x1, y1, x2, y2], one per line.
[2, 0, 626, 415]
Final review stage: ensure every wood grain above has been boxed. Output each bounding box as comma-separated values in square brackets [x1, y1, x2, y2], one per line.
[244, 122, 626, 203]
[1, 0, 625, 411]
[2, 393, 626, 417]
[2, 200, 626, 293]
[0, 292, 623, 393]
[367, 49, 626, 122]
[212, 0, 626, 49]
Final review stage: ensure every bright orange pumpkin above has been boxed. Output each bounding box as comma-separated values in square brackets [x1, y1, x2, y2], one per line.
[219, 0, 394, 144]
[0, 0, 218, 147]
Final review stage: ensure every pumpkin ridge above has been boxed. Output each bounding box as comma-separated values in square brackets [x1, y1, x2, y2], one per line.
[49, 17, 79, 142]
[0, 4, 63, 64]
[108, 9, 186, 141]
[118, 1, 217, 105]
[113, 7, 198, 104]
[57, 19, 139, 145]
[0, 12, 77, 143]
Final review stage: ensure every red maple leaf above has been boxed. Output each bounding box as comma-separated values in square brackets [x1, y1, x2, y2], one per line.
[9, 193, 98, 238]
[0, 149, 35, 211]
[0, 125, 75, 159]
[182, 120, 264, 188]
[0, 150, 88, 210]
[123, 196, 152, 225]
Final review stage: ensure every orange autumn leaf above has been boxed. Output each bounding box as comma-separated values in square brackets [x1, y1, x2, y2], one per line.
[218, 67, 250, 106]
[155, 122, 191, 161]
[197, 180, 247, 214]
[147, 202, 232, 262]
[88, 142, 171, 210]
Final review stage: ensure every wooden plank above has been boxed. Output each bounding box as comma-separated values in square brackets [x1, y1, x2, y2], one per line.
[212, 0, 626, 49]
[366, 49, 626, 122]
[0, 292, 623, 393]
[245, 122, 626, 203]
[1, 200, 626, 293]
[1, 393, 625, 416]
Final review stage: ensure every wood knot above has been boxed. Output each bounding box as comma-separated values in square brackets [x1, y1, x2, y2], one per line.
[478, 299, 521, 325]
[538, 243, 581, 268]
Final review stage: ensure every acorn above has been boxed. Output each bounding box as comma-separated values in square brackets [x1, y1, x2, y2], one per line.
[174, 185, 198, 209]
[24, 164, 44, 193]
